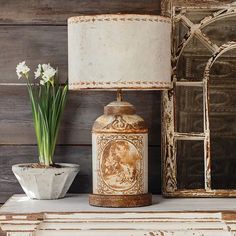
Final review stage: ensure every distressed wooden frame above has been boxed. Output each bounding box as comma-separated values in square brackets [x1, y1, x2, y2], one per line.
[162, 0, 236, 197]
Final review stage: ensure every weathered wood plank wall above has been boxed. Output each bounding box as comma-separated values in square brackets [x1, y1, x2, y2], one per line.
[0, 0, 162, 203]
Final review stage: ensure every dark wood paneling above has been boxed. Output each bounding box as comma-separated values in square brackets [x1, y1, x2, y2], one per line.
[0, 0, 161, 25]
[0, 86, 161, 145]
[0, 145, 161, 203]
[0, 26, 67, 84]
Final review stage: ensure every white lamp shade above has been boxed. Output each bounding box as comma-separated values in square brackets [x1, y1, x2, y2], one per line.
[68, 14, 171, 90]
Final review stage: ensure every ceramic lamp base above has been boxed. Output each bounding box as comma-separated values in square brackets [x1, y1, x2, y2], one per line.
[89, 193, 152, 208]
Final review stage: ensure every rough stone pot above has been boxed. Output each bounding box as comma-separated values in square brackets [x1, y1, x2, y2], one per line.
[12, 163, 80, 200]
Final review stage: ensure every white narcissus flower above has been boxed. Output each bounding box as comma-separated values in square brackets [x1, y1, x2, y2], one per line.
[34, 64, 42, 79]
[41, 65, 57, 84]
[40, 80, 45, 85]
[16, 61, 30, 79]
[42, 63, 51, 72]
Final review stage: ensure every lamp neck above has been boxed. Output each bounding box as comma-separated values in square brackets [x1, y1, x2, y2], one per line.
[117, 89, 123, 102]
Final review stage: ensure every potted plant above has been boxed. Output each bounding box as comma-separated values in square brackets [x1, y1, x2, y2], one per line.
[12, 61, 79, 200]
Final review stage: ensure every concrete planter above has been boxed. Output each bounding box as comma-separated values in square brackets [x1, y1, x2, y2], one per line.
[12, 163, 80, 200]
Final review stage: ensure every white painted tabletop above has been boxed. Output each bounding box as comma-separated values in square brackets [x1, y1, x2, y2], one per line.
[1, 194, 236, 214]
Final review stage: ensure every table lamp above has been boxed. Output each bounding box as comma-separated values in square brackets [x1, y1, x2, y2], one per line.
[68, 14, 171, 207]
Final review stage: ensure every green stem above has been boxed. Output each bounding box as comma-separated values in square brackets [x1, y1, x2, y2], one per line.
[24, 73, 67, 166]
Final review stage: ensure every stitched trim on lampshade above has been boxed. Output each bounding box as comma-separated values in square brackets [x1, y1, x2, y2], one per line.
[68, 15, 171, 24]
[69, 81, 172, 89]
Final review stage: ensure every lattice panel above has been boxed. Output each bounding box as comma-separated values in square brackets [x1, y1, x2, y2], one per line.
[162, 0, 236, 197]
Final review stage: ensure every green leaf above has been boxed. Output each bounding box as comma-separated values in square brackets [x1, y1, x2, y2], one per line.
[25, 72, 68, 166]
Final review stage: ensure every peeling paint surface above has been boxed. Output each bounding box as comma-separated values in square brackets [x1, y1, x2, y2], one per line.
[1, 194, 236, 235]
[162, 0, 236, 197]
